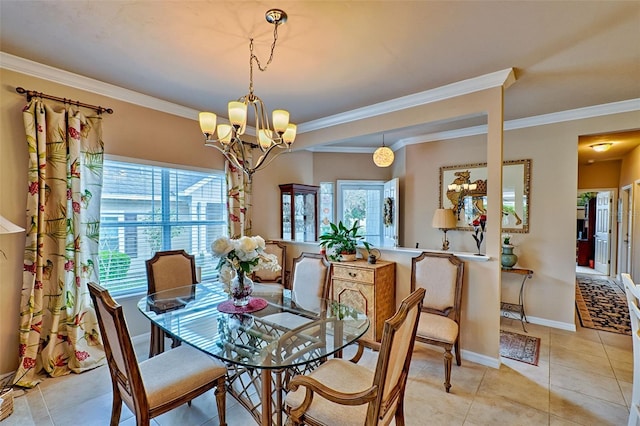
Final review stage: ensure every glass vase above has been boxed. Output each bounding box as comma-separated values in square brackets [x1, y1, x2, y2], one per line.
[230, 269, 254, 307]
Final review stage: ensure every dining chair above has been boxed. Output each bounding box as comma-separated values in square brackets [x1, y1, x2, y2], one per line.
[251, 240, 287, 288]
[88, 282, 227, 426]
[146, 249, 197, 358]
[260, 252, 332, 330]
[622, 273, 640, 426]
[284, 287, 426, 426]
[411, 251, 464, 393]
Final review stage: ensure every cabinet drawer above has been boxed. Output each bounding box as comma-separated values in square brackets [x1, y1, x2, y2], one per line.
[332, 266, 374, 284]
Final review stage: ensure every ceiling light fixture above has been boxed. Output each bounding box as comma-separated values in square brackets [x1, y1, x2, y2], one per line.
[199, 9, 295, 182]
[590, 143, 613, 152]
[373, 134, 394, 167]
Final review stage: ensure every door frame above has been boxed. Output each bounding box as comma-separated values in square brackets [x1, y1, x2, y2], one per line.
[578, 187, 618, 277]
[618, 184, 632, 279]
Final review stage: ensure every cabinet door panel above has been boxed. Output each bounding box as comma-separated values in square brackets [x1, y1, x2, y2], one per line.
[333, 280, 375, 341]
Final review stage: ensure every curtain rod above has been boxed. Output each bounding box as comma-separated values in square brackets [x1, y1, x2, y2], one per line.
[15, 87, 114, 115]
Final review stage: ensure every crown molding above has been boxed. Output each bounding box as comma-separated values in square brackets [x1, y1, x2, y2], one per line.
[298, 68, 516, 133]
[504, 99, 640, 131]
[307, 146, 376, 154]
[1, 52, 200, 120]
[3, 53, 638, 153]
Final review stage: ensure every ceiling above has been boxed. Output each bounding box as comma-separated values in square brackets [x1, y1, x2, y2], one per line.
[1, 1, 639, 162]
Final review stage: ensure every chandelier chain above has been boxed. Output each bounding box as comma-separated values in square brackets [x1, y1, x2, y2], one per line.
[248, 22, 280, 96]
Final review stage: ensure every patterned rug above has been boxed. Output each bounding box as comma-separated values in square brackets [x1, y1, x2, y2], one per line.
[499, 330, 540, 366]
[575, 273, 631, 335]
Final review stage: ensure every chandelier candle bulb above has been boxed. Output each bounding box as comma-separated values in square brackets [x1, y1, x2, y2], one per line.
[283, 124, 297, 145]
[228, 101, 247, 128]
[199, 112, 217, 136]
[258, 129, 274, 148]
[217, 124, 233, 144]
[272, 110, 290, 134]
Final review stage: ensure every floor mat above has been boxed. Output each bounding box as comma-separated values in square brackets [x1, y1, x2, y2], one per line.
[499, 329, 540, 366]
[575, 273, 631, 335]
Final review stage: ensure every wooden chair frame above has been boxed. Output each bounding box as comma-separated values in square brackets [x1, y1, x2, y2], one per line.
[88, 282, 226, 426]
[146, 249, 196, 357]
[285, 288, 426, 426]
[251, 240, 287, 286]
[411, 251, 464, 392]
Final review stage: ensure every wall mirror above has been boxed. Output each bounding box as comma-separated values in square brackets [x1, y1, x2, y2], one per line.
[439, 159, 531, 233]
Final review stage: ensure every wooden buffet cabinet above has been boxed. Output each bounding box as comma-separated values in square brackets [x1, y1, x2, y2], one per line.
[330, 260, 396, 346]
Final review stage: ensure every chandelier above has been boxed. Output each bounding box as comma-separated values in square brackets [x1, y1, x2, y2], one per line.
[199, 9, 296, 182]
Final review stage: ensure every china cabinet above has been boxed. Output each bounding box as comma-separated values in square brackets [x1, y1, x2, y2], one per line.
[279, 183, 319, 242]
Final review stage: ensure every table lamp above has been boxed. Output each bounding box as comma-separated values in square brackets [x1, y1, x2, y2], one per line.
[432, 209, 456, 251]
[0, 215, 25, 259]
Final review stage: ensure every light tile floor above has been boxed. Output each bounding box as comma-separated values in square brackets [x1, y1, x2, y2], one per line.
[3, 317, 632, 426]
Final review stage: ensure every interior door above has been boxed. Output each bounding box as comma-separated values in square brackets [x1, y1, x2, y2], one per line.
[594, 191, 611, 275]
[620, 186, 632, 276]
[383, 178, 399, 247]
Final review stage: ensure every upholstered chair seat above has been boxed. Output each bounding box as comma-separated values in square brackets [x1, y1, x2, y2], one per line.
[139, 345, 227, 410]
[416, 313, 459, 344]
[285, 358, 374, 426]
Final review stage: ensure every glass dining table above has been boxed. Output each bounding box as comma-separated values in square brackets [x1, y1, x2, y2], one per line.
[137, 282, 369, 426]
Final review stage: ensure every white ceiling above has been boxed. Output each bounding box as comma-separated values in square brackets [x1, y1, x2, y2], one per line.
[1, 1, 639, 160]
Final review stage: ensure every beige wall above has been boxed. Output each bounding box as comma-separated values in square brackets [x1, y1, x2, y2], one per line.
[620, 144, 640, 187]
[578, 160, 621, 189]
[0, 68, 227, 374]
[2, 66, 640, 374]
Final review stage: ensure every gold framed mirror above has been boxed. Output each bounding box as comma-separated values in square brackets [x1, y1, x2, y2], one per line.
[439, 159, 531, 233]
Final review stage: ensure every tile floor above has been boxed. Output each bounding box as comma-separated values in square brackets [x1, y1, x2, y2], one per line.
[3, 316, 632, 426]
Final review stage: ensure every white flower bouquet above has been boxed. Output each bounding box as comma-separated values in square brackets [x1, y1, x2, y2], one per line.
[211, 235, 281, 285]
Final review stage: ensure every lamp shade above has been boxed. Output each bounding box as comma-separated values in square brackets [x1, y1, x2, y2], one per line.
[432, 209, 456, 229]
[0, 215, 25, 234]
[228, 101, 247, 128]
[217, 124, 233, 144]
[282, 123, 297, 144]
[373, 146, 394, 167]
[199, 112, 217, 136]
[591, 143, 613, 152]
[272, 109, 290, 134]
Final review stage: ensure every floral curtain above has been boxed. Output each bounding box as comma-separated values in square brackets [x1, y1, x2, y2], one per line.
[226, 147, 252, 238]
[16, 100, 106, 388]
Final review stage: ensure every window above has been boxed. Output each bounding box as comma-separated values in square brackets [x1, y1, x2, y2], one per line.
[336, 180, 384, 246]
[319, 182, 334, 235]
[98, 159, 227, 295]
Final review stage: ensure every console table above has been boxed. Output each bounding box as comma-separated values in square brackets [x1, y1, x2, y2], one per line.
[501, 267, 533, 332]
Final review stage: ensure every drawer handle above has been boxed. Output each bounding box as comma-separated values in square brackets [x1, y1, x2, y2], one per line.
[348, 272, 357, 277]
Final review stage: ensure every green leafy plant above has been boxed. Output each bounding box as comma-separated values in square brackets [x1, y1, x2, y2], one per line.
[98, 251, 131, 282]
[318, 220, 371, 261]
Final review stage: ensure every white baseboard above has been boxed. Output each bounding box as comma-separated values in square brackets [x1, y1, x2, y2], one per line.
[461, 350, 501, 369]
[527, 316, 576, 331]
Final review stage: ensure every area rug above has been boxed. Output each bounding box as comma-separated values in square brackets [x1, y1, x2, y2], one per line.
[575, 273, 631, 335]
[499, 329, 540, 366]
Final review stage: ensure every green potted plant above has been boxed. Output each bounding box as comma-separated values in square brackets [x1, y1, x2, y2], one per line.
[318, 220, 371, 261]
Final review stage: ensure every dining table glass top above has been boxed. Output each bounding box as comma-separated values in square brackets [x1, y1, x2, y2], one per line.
[137, 282, 370, 370]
